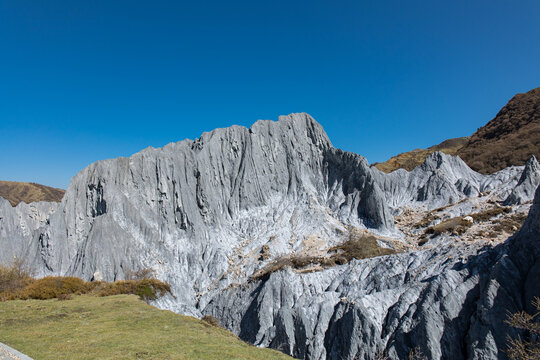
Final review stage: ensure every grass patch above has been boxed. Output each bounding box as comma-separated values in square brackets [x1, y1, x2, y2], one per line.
[0, 294, 293, 360]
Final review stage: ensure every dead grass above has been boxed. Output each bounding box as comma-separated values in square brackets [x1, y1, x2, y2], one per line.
[492, 212, 528, 234]
[414, 212, 440, 229]
[470, 206, 511, 222]
[426, 217, 472, 236]
[201, 315, 221, 327]
[251, 230, 396, 280]
[0, 180, 65, 206]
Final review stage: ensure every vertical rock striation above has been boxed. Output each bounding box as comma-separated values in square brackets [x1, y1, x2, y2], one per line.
[0, 113, 539, 359]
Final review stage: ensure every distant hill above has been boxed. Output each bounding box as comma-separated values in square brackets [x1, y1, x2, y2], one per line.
[457, 86, 540, 173]
[0, 181, 65, 206]
[374, 86, 540, 174]
[373, 137, 469, 173]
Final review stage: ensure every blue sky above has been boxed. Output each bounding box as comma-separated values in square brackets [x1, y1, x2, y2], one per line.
[1, 0, 539, 189]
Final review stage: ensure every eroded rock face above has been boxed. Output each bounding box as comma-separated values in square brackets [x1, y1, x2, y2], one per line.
[0, 113, 539, 359]
[205, 184, 540, 359]
[504, 155, 540, 205]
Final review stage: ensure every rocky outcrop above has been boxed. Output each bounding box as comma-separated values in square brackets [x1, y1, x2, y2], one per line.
[1, 113, 539, 359]
[1, 114, 395, 314]
[504, 155, 540, 205]
[204, 184, 540, 359]
[372, 151, 529, 210]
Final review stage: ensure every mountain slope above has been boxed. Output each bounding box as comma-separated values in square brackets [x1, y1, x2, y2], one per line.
[375, 86, 540, 174]
[373, 137, 469, 173]
[458, 86, 540, 173]
[0, 181, 65, 206]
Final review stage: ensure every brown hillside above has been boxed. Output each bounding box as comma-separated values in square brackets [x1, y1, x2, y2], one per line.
[374, 137, 469, 173]
[0, 181, 65, 207]
[457, 86, 540, 173]
[374, 86, 540, 174]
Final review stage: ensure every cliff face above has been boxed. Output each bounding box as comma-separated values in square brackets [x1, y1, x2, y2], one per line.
[0, 113, 539, 359]
[204, 184, 540, 359]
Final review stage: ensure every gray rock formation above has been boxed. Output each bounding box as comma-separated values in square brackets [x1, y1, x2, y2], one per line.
[372, 151, 527, 211]
[504, 155, 540, 205]
[204, 184, 540, 359]
[1, 113, 539, 359]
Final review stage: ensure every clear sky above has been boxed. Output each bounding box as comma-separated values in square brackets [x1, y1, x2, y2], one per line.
[1, 0, 539, 189]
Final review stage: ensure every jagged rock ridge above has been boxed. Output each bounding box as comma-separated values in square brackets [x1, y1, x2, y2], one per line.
[0, 113, 539, 359]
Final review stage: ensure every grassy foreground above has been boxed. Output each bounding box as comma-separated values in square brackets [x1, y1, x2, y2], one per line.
[0, 294, 293, 360]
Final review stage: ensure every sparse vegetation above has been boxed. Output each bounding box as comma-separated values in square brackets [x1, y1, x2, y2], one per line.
[0, 258, 34, 301]
[0, 294, 293, 360]
[413, 211, 441, 229]
[373, 137, 469, 173]
[470, 206, 511, 222]
[251, 230, 396, 280]
[124, 267, 156, 280]
[492, 212, 528, 234]
[0, 262, 172, 303]
[425, 217, 472, 236]
[259, 244, 271, 261]
[408, 346, 427, 360]
[505, 297, 540, 360]
[202, 315, 221, 327]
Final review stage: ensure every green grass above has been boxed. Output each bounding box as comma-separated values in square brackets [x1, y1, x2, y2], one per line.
[0, 294, 294, 360]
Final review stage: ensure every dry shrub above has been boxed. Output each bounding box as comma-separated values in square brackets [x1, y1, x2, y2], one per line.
[201, 315, 220, 327]
[22, 276, 92, 300]
[0, 262, 172, 302]
[505, 297, 540, 360]
[125, 268, 156, 281]
[259, 245, 271, 261]
[414, 212, 439, 229]
[57, 293, 72, 301]
[0, 259, 35, 301]
[408, 346, 427, 360]
[95, 279, 172, 302]
[470, 207, 510, 222]
[417, 237, 429, 247]
[493, 212, 528, 234]
[329, 233, 395, 261]
[251, 231, 395, 280]
[426, 217, 472, 236]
